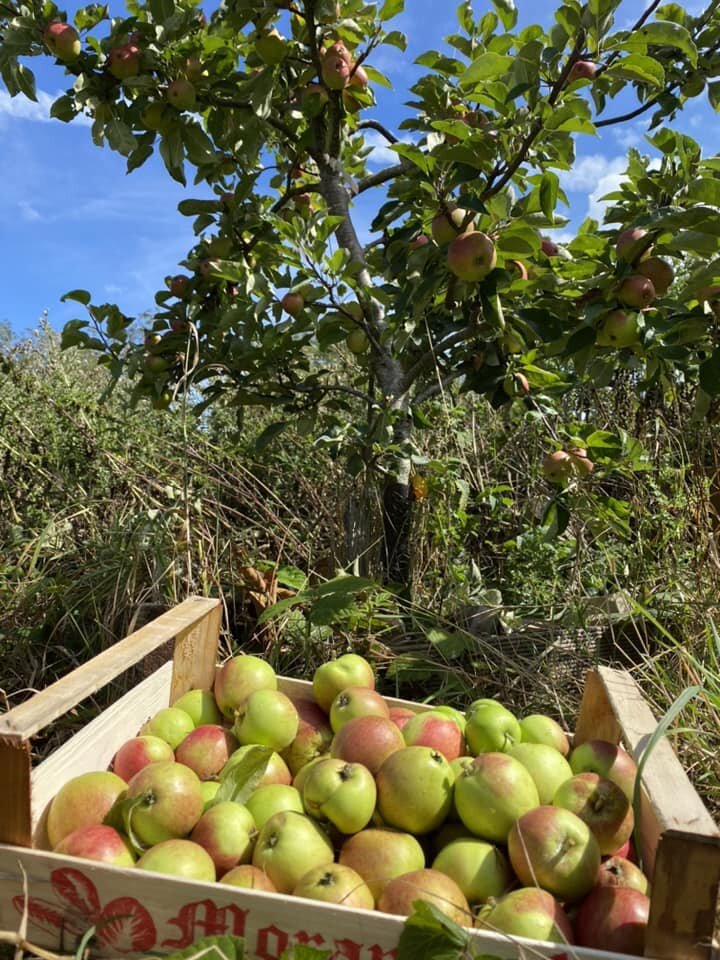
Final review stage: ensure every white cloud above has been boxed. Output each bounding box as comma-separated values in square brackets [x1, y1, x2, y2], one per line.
[362, 130, 404, 166]
[18, 201, 42, 222]
[612, 123, 646, 150]
[0, 88, 92, 127]
[560, 153, 627, 194]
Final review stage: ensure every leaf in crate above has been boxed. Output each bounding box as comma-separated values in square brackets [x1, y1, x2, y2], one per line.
[398, 901, 471, 960]
[97, 897, 157, 952]
[103, 793, 150, 855]
[216, 744, 273, 804]
[163, 934, 245, 959]
[51, 866, 101, 917]
[11, 894, 88, 940]
[282, 945, 332, 960]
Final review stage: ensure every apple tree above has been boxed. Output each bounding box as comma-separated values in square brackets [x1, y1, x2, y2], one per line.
[2, 0, 720, 585]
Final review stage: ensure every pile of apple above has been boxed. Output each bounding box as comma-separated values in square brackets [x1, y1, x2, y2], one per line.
[45, 653, 651, 956]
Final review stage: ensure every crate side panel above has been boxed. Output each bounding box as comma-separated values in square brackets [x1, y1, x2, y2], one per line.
[30, 662, 173, 848]
[0, 845, 644, 960]
[0, 597, 220, 742]
[169, 600, 222, 702]
[0, 740, 32, 847]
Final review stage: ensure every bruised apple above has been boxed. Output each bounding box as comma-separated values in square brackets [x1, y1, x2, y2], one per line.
[596, 856, 650, 895]
[569, 739, 637, 800]
[293, 864, 375, 910]
[553, 772, 634, 854]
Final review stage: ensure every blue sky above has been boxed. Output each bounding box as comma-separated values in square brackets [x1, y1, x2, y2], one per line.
[1, 0, 717, 338]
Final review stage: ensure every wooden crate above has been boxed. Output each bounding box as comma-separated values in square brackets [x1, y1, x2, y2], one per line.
[0, 596, 717, 960]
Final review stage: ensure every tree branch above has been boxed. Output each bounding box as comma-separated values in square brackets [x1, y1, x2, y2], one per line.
[357, 160, 411, 194]
[595, 0, 664, 77]
[414, 368, 466, 404]
[358, 119, 399, 144]
[402, 325, 476, 391]
[206, 95, 296, 141]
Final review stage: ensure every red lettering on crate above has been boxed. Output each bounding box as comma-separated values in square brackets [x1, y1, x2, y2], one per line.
[163, 900, 249, 948]
[294, 931, 328, 949]
[367, 944, 397, 960]
[256, 923, 290, 960]
[331, 937, 362, 960]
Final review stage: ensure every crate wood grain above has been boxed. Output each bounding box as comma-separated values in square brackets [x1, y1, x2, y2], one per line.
[0, 597, 717, 960]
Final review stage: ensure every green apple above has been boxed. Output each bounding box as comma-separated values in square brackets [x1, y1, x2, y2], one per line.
[47, 771, 127, 849]
[245, 784, 304, 828]
[219, 864, 277, 891]
[124, 760, 204, 846]
[464, 701, 521, 754]
[329, 685, 389, 731]
[454, 753, 539, 843]
[293, 863, 375, 910]
[214, 654, 277, 718]
[569, 739, 637, 800]
[139, 706, 195, 749]
[112, 735, 174, 783]
[477, 887, 574, 943]
[447, 231, 497, 282]
[375, 746, 454, 834]
[302, 758, 376, 834]
[401, 709, 465, 761]
[233, 688, 299, 751]
[377, 869, 471, 927]
[136, 838, 215, 882]
[432, 837, 512, 905]
[173, 688, 223, 727]
[312, 653, 375, 712]
[519, 713, 570, 756]
[252, 811, 334, 893]
[505, 741, 573, 804]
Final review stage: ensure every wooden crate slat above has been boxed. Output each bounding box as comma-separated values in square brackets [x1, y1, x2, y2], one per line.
[0, 597, 221, 742]
[0, 740, 31, 856]
[169, 598, 222, 703]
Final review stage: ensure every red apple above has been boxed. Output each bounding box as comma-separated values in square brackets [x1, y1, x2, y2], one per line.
[410, 234, 430, 250]
[389, 706, 417, 730]
[175, 724, 238, 781]
[124, 760, 204, 846]
[190, 800, 255, 877]
[454, 753, 539, 843]
[568, 60, 597, 81]
[281, 292, 304, 317]
[107, 43, 141, 81]
[54, 824, 136, 866]
[322, 53, 351, 89]
[329, 686, 390, 731]
[377, 869, 471, 927]
[637, 256, 673, 296]
[136, 838, 215, 882]
[477, 887, 574, 944]
[616, 227, 652, 264]
[282, 707, 333, 775]
[508, 805, 601, 902]
[293, 864, 375, 910]
[401, 709, 464, 761]
[214, 654, 277, 718]
[338, 828, 426, 904]
[569, 739, 638, 800]
[312, 654, 375, 712]
[553, 772, 634, 855]
[330, 714, 405, 773]
[596, 856, 650, 895]
[168, 274, 191, 299]
[447, 231, 497, 282]
[43, 21, 81, 62]
[543, 450, 573, 484]
[376, 746, 454, 834]
[541, 236, 559, 257]
[618, 275, 655, 308]
[112, 735, 174, 783]
[46, 771, 127, 849]
[252, 811, 334, 894]
[574, 885, 650, 955]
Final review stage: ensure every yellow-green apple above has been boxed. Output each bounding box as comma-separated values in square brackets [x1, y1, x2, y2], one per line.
[389, 706, 416, 730]
[302, 758, 376, 834]
[281, 292, 304, 317]
[108, 43, 141, 80]
[596, 309, 640, 348]
[312, 653, 375, 712]
[506, 741, 573, 804]
[322, 52, 351, 89]
[139, 706, 195, 749]
[168, 274, 191, 299]
[44, 22, 81, 62]
[434, 705, 466, 732]
[596, 855, 650, 895]
[214, 654, 277, 718]
[375, 746, 454, 834]
[112, 735, 174, 783]
[293, 864, 375, 910]
[190, 800, 255, 877]
[553, 772, 633, 855]
[329, 686, 390, 731]
[142, 101, 170, 131]
[292, 754, 329, 793]
[200, 781, 220, 810]
[245, 784, 304, 828]
[124, 760, 204, 846]
[136, 838, 215, 882]
[330, 714, 405, 773]
[346, 328, 369, 353]
[618, 275, 655, 308]
[166, 78, 196, 111]
[574, 886, 650, 954]
[233, 689, 298, 751]
[175, 724, 238, 781]
[281, 698, 333, 775]
[173, 688, 222, 727]
[454, 753, 539, 843]
[255, 29, 287, 65]
[431, 208, 473, 245]
[377, 869, 471, 927]
[252, 811, 334, 893]
[219, 863, 277, 891]
[447, 231, 497, 282]
[568, 60, 597, 81]
[637, 256, 673, 296]
[508, 805, 601, 902]
[54, 823, 136, 866]
[503, 371, 530, 397]
[569, 739, 637, 800]
[432, 838, 512, 905]
[569, 447, 594, 477]
[616, 227, 652, 264]
[477, 887, 574, 944]
[519, 714, 569, 755]
[401, 709, 464, 761]
[464, 700, 520, 754]
[338, 828, 426, 904]
[223, 744, 292, 787]
[543, 449, 573, 484]
[47, 771, 127, 849]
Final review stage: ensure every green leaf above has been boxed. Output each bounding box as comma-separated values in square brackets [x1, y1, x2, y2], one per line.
[605, 54, 665, 87]
[149, 0, 174, 22]
[215, 745, 274, 804]
[699, 348, 720, 396]
[490, 0, 517, 29]
[708, 81, 720, 112]
[398, 901, 471, 960]
[281, 946, 331, 960]
[461, 52, 514, 84]
[50, 94, 77, 122]
[159, 127, 186, 185]
[612, 20, 697, 68]
[105, 118, 137, 157]
[538, 171, 559, 221]
[164, 936, 245, 960]
[178, 199, 223, 216]
[61, 289, 92, 306]
[74, 4, 108, 31]
[426, 627, 473, 659]
[256, 420, 289, 450]
[540, 498, 570, 540]
[379, 0, 404, 21]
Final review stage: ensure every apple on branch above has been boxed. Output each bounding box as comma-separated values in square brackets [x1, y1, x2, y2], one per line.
[44, 22, 81, 62]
